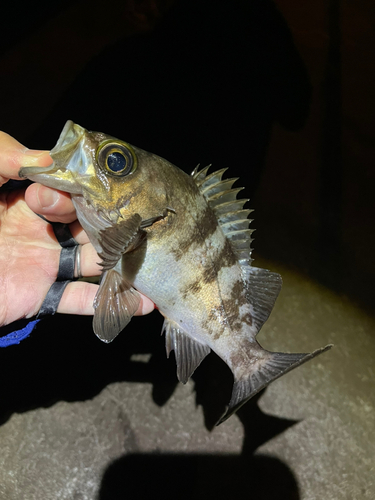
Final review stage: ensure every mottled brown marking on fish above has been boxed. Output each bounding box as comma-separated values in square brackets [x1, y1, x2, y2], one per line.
[214, 238, 237, 270]
[208, 306, 224, 323]
[199, 239, 236, 287]
[241, 313, 253, 327]
[231, 320, 243, 331]
[233, 284, 252, 324]
[179, 235, 238, 304]
[179, 266, 216, 300]
[171, 204, 218, 260]
[201, 306, 225, 340]
[220, 296, 240, 328]
[230, 280, 246, 301]
[201, 265, 217, 285]
[219, 279, 249, 332]
[180, 279, 202, 299]
[229, 338, 256, 369]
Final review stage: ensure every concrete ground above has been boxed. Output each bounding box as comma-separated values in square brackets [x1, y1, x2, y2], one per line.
[1, 257, 374, 500]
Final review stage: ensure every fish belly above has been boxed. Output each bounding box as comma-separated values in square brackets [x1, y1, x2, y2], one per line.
[125, 216, 256, 362]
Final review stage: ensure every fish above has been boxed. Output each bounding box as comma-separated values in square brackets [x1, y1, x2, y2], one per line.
[19, 120, 331, 424]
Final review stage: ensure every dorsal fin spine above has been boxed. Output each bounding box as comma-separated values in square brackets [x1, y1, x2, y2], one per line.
[214, 199, 250, 215]
[198, 168, 229, 188]
[208, 188, 245, 207]
[193, 164, 212, 184]
[192, 164, 253, 268]
[218, 209, 253, 224]
[201, 177, 239, 196]
[224, 229, 254, 240]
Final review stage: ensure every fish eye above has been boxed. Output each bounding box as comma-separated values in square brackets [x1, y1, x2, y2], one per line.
[96, 141, 136, 177]
[107, 151, 127, 172]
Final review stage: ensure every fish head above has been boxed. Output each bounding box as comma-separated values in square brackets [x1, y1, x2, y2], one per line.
[19, 120, 169, 219]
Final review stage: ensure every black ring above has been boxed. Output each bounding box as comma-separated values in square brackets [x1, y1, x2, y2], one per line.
[52, 222, 78, 248]
[37, 223, 80, 317]
[57, 245, 78, 281]
[37, 281, 71, 317]
[0, 214, 82, 344]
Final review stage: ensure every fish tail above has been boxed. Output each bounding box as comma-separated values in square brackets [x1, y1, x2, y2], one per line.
[216, 344, 332, 425]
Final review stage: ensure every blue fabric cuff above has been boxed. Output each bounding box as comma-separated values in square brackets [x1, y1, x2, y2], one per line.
[0, 320, 41, 347]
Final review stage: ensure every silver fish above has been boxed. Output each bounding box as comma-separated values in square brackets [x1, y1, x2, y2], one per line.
[20, 121, 331, 423]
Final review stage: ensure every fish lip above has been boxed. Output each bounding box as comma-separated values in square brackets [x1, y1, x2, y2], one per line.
[50, 120, 85, 157]
[18, 164, 81, 194]
[19, 120, 86, 179]
[19, 163, 58, 179]
[18, 120, 86, 194]
[51, 119, 75, 153]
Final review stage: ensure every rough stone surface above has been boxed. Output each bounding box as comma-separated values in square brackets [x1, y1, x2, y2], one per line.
[1, 261, 374, 500]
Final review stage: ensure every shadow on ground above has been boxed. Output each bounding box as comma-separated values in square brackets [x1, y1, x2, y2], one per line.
[0, 312, 300, 499]
[99, 452, 299, 500]
[0, 313, 294, 434]
[99, 353, 300, 500]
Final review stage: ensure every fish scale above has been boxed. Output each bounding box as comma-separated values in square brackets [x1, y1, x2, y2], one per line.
[19, 120, 332, 424]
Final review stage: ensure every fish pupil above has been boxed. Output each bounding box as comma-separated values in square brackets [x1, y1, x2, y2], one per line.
[107, 152, 127, 172]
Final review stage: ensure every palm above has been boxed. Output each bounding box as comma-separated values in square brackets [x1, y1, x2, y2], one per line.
[0, 189, 61, 325]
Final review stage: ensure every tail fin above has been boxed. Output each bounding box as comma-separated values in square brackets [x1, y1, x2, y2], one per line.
[216, 344, 332, 425]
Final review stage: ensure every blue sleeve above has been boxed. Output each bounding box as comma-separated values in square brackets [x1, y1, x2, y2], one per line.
[0, 319, 41, 347]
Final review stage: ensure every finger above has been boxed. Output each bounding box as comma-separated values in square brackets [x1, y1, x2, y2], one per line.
[68, 220, 91, 244]
[0, 131, 51, 185]
[78, 243, 102, 277]
[24, 185, 92, 243]
[136, 294, 155, 316]
[57, 281, 155, 316]
[25, 183, 77, 224]
[57, 281, 97, 315]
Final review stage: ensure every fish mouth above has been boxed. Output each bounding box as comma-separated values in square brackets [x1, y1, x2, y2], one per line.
[19, 120, 86, 194]
[51, 119, 83, 155]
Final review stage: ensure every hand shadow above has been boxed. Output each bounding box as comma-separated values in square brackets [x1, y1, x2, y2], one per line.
[98, 450, 300, 500]
[98, 357, 300, 500]
[1, 313, 300, 500]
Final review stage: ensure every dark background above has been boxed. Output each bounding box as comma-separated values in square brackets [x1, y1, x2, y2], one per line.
[0, 1, 374, 498]
[1, 0, 373, 312]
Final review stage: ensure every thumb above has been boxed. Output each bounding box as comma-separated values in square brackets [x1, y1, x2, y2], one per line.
[0, 131, 51, 186]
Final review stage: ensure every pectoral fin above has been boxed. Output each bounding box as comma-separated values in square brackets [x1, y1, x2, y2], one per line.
[93, 269, 140, 342]
[162, 318, 211, 384]
[98, 213, 146, 271]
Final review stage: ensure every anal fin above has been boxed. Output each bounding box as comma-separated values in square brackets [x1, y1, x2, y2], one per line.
[217, 344, 333, 425]
[93, 269, 140, 343]
[162, 319, 211, 384]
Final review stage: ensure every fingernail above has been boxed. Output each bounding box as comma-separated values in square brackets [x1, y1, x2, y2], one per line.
[37, 185, 59, 209]
[22, 150, 52, 167]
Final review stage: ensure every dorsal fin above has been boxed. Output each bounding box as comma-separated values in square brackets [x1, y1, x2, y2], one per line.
[192, 165, 283, 327]
[192, 164, 254, 266]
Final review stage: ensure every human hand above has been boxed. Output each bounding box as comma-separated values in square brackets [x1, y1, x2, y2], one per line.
[0, 131, 154, 327]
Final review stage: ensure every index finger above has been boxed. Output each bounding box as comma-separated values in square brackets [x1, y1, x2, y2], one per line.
[0, 131, 52, 186]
